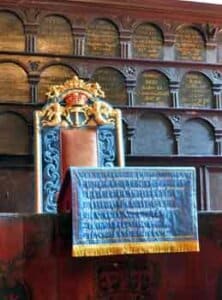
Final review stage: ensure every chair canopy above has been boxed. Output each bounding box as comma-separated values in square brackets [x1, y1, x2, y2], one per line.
[34, 76, 124, 213]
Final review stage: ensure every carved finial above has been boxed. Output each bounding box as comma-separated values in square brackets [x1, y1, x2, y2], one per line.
[46, 76, 105, 101]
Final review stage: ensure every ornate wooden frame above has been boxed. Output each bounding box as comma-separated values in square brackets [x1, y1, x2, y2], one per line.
[34, 76, 125, 213]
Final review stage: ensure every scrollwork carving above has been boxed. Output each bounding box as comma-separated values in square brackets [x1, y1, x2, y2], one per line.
[42, 128, 61, 213]
[98, 126, 116, 167]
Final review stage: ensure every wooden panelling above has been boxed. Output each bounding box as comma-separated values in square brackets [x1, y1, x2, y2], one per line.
[180, 119, 215, 155]
[0, 167, 34, 212]
[0, 11, 25, 51]
[91, 67, 127, 105]
[37, 15, 73, 54]
[0, 113, 29, 155]
[85, 19, 120, 57]
[132, 23, 163, 59]
[0, 63, 29, 103]
[38, 65, 76, 102]
[133, 112, 174, 155]
[135, 71, 170, 106]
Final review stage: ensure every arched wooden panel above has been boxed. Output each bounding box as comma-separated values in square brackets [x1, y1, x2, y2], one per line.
[175, 27, 205, 61]
[38, 65, 76, 102]
[134, 112, 174, 155]
[180, 119, 214, 155]
[132, 23, 163, 59]
[0, 113, 29, 155]
[37, 15, 73, 54]
[0, 63, 29, 102]
[85, 19, 120, 57]
[135, 71, 170, 106]
[0, 12, 25, 51]
[179, 72, 213, 108]
[91, 67, 127, 105]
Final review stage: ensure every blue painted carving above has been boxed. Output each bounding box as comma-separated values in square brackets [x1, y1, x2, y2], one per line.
[98, 125, 116, 167]
[41, 127, 61, 213]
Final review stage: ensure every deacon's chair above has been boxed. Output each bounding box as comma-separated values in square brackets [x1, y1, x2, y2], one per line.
[34, 76, 125, 213]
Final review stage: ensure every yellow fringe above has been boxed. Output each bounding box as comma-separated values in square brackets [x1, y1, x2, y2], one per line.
[72, 240, 199, 257]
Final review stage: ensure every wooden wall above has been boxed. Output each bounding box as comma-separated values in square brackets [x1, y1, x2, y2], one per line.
[0, 4, 222, 211]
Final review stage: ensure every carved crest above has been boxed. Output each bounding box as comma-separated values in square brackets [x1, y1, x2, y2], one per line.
[40, 76, 117, 128]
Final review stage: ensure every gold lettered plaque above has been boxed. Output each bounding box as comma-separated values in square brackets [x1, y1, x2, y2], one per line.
[135, 71, 170, 106]
[175, 27, 205, 61]
[91, 68, 127, 105]
[132, 23, 163, 59]
[85, 19, 120, 57]
[37, 16, 73, 54]
[179, 72, 213, 108]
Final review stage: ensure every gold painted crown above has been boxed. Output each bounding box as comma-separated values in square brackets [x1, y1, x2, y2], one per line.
[46, 76, 105, 105]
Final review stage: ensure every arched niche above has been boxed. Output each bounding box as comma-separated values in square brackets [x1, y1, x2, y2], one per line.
[38, 65, 76, 102]
[179, 72, 213, 108]
[132, 23, 163, 59]
[175, 26, 205, 61]
[135, 71, 170, 107]
[37, 15, 73, 54]
[134, 112, 174, 155]
[91, 67, 127, 105]
[180, 118, 214, 155]
[0, 62, 29, 102]
[0, 11, 25, 51]
[0, 112, 29, 155]
[85, 19, 120, 57]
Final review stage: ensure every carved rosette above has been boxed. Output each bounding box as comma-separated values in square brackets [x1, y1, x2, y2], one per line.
[40, 76, 118, 128]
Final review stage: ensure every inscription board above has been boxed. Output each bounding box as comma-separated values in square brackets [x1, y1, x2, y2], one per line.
[85, 19, 120, 57]
[179, 72, 213, 108]
[175, 27, 205, 61]
[69, 167, 198, 256]
[38, 65, 75, 102]
[135, 71, 170, 106]
[37, 16, 73, 54]
[0, 12, 25, 51]
[92, 68, 127, 105]
[132, 24, 163, 59]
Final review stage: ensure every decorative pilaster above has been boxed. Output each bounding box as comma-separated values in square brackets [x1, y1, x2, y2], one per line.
[24, 24, 38, 53]
[213, 83, 222, 109]
[120, 31, 132, 59]
[169, 81, 179, 107]
[28, 61, 40, 103]
[214, 129, 222, 155]
[126, 126, 136, 155]
[123, 66, 137, 106]
[73, 27, 85, 56]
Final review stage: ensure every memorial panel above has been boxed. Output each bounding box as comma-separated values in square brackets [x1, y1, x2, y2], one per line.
[135, 71, 170, 106]
[0, 63, 29, 102]
[85, 19, 120, 57]
[0, 12, 25, 51]
[91, 68, 127, 105]
[132, 23, 163, 59]
[175, 27, 205, 61]
[37, 16, 73, 54]
[38, 65, 75, 102]
[179, 72, 213, 108]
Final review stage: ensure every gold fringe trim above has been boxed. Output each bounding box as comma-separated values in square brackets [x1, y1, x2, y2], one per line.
[72, 240, 199, 257]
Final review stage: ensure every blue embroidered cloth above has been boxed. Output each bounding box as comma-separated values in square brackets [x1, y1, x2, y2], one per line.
[59, 167, 199, 257]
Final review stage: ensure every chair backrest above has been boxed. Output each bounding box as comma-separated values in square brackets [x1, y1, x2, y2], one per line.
[34, 76, 125, 213]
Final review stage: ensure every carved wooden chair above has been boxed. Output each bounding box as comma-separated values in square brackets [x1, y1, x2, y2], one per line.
[34, 76, 125, 213]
